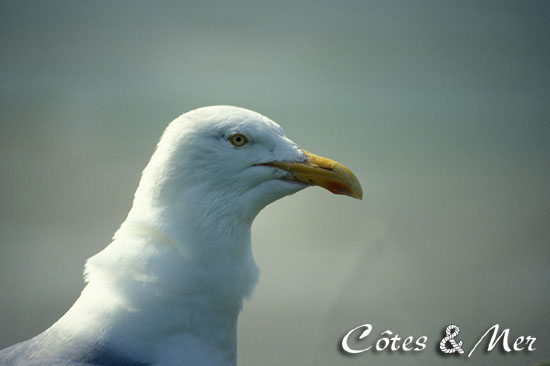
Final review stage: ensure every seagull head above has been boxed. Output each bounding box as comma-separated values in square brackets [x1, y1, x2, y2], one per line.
[128, 106, 362, 228]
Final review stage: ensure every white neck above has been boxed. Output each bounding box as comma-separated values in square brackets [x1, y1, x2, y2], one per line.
[51, 174, 260, 365]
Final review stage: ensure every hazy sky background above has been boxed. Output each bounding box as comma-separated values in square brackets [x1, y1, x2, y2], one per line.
[0, 1, 548, 365]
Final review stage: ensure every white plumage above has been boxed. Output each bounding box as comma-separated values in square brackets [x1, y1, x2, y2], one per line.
[0, 106, 361, 366]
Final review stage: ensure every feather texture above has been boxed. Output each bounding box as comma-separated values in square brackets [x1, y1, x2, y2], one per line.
[0, 106, 308, 366]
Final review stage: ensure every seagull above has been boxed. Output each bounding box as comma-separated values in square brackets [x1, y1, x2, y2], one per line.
[0, 106, 362, 366]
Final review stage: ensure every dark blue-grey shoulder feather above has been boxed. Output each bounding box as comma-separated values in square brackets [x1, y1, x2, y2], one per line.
[0, 336, 150, 366]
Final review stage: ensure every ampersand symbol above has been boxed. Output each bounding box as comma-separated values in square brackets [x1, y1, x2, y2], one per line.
[439, 324, 464, 354]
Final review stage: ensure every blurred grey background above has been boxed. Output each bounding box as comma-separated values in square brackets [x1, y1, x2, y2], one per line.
[0, 1, 548, 365]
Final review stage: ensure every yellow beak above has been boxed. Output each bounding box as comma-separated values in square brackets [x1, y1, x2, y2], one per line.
[264, 150, 363, 199]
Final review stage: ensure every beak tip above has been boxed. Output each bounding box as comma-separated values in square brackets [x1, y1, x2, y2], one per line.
[328, 182, 363, 200]
[351, 188, 363, 200]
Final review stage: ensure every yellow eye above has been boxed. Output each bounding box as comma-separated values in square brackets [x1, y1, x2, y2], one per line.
[229, 133, 248, 147]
